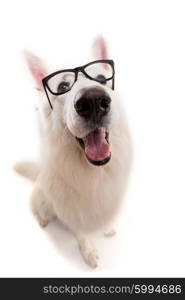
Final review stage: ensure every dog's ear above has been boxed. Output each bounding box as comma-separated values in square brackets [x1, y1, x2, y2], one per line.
[93, 36, 108, 60]
[23, 50, 47, 91]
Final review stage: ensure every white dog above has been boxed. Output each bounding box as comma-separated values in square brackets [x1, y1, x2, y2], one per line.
[15, 37, 132, 268]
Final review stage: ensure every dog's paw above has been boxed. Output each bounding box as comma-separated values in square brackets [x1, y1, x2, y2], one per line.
[81, 248, 99, 269]
[36, 214, 49, 228]
[104, 228, 116, 237]
[77, 236, 99, 268]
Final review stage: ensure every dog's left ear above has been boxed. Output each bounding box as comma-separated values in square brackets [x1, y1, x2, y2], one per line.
[93, 36, 108, 60]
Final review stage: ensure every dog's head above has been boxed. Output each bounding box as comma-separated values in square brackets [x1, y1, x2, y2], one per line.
[25, 37, 120, 166]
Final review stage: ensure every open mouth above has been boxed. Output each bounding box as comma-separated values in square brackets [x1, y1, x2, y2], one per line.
[76, 128, 111, 166]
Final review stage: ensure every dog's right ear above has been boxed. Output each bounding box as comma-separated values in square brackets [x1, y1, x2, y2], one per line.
[23, 50, 47, 91]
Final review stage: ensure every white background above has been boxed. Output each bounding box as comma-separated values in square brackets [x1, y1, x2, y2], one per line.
[0, 0, 185, 277]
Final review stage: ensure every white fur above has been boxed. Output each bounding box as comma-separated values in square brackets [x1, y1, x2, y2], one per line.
[15, 38, 132, 268]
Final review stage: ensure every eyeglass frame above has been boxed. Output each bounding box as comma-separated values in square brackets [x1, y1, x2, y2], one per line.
[42, 59, 115, 109]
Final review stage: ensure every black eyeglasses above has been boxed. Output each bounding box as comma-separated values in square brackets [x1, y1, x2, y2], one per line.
[42, 59, 115, 109]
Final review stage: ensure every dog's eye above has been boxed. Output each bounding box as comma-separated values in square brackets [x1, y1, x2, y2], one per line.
[57, 81, 70, 93]
[95, 74, 107, 85]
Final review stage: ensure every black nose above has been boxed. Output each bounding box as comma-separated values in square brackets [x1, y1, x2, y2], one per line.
[74, 87, 111, 121]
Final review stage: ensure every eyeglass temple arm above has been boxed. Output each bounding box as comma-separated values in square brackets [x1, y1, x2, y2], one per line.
[43, 83, 53, 109]
[112, 76, 115, 90]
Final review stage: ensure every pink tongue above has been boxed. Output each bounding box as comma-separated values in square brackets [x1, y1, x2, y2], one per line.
[84, 128, 110, 161]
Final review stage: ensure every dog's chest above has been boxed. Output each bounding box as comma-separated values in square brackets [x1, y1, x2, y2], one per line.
[44, 162, 125, 232]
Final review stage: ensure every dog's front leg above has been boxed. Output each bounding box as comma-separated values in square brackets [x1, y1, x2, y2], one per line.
[75, 233, 99, 268]
[31, 187, 55, 227]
